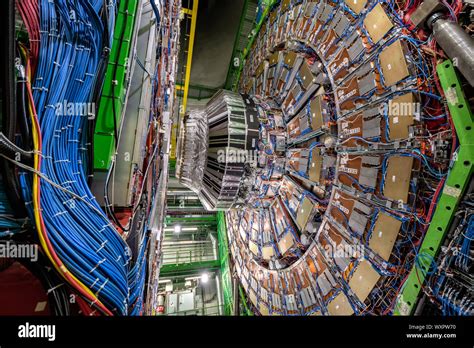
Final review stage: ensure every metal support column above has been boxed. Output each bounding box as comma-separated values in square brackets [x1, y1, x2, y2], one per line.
[394, 60, 474, 315]
[171, 0, 199, 159]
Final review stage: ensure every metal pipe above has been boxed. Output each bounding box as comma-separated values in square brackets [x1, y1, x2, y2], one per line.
[428, 14, 474, 86]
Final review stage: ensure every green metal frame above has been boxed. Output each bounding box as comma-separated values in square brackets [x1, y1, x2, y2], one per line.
[159, 259, 220, 276]
[165, 216, 217, 225]
[217, 212, 234, 315]
[171, 1, 199, 160]
[224, 0, 253, 90]
[93, 0, 139, 170]
[239, 285, 253, 316]
[394, 60, 474, 315]
[229, 0, 277, 91]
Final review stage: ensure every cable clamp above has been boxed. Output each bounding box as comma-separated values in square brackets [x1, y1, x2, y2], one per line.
[96, 240, 108, 253]
[95, 278, 109, 296]
[90, 258, 107, 274]
[62, 197, 75, 205]
[47, 283, 65, 294]
[52, 211, 67, 218]
[90, 298, 98, 308]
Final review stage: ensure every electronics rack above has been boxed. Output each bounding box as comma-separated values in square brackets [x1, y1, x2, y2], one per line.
[144, 0, 182, 315]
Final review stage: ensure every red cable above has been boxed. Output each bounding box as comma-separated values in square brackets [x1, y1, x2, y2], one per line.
[17, 0, 40, 75]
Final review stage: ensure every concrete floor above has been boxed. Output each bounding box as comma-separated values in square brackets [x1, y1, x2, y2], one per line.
[189, 0, 245, 89]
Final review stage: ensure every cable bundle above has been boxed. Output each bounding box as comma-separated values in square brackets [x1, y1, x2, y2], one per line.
[27, 0, 130, 315]
[0, 178, 29, 238]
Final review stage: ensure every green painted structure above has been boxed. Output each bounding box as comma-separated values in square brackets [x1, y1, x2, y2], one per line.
[93, 0, 139, 170]
[394, 60, 473, 315]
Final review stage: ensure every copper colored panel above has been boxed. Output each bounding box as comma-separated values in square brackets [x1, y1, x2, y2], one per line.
[369, 212, 402, 260]
[300, 61, 314, 90]
[309, 147, 323, 183]
[281, 0, 291, 12]
[262, 246, 275, 260]
[382, 156, 414, 203]
[348, 259, 381, 302]
[278, 232, 295, 254]
[285, 51, 297, 67]
[269, 52, 279, 65]
[329, 48, 351, 80]
[364, 4, 393, 43]
[339, 112, 365, 147]
[296, 196, 314, 230]
[327, 291, 355, 315]
[379, 40, 410, 86]
[249, 240, 258, 256]
[337, 76, 360, 110]
[310, 95, 324, 130]
[320, 29, 338, 58]
[388, 93, 416, 140]
[345, 0, 368, 14]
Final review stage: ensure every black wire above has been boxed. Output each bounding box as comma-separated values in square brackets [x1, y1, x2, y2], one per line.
[1, 240, 71, 316]
[0, 0, 27, 217]
[16, 48, 32, 151]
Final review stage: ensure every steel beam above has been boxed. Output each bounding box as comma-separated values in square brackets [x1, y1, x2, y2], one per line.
[170, 0, 199, 159]
[93, 0, 140, 170]
[159, 259, 220, 276]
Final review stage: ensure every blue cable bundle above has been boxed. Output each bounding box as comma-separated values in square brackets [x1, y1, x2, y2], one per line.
[128, 230, 149, 315]
[0, 178, 29, 238]
[31, 0, 131, 314]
